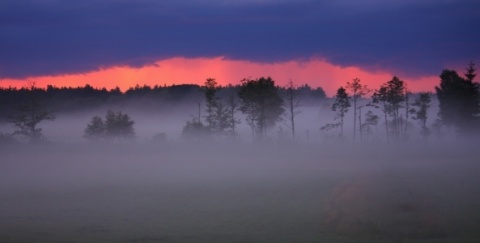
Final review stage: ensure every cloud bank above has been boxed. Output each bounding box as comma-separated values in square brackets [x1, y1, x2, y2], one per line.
[1, 0, 479, 79]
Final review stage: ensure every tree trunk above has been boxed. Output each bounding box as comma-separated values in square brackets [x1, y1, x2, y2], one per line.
[358, 106, 363, 143]
[353, 96, 357, 142]
[384, 107, 389, 142]
[290, 99, 295, 140]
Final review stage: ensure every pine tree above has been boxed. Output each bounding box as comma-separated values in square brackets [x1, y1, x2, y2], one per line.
[346, 78, 370, 142]
[372, 76, 406, 140]
[465, 61, 476, 82]
[332, 87, 351, 138]
[204, 78, 219, 129]
[436, 65, 480, 134]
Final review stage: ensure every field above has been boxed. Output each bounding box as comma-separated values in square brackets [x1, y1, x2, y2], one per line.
[1, 142, 480, 242]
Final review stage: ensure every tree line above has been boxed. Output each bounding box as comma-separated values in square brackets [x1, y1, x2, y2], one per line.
[0, 62, 478, 143]
[0, 81, 325, 143]
[0, 83, 325, 119]
[323, 62, 479, 142]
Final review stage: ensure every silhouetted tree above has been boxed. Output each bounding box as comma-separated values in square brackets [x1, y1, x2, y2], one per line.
[105, 110, 135, 139]
[84, 110, 135, 140]
[362, 110, 379, 136]
[357, 105, 371, 141]
[346, 78, 370, 142]
[226, 90, 241, 136]
[9, 84, 55, 142]
[283, 80, 301, 140]
[203, 78, 236, 136]
[204, 78, 219, 129]
[372, 76, 407, 140]
[238, 77, 284, 140]
[410, 92, 432, 138]
[371, 86, 390, 140]
[465, 61, 476, 82]
[331, 87, 351, 137]
[296, 84, 326, 104]
[403, 89, 411, 138]
[181, 118, 210, 141]
[435, 66, 480, 134]
[212, 101, 230, 134]
[84, 116, 105, 140]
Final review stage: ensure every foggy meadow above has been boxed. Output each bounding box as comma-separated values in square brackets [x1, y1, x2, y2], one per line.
[1, 71, 480, 242]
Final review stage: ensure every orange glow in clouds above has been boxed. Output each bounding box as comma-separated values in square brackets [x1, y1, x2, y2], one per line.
[0, 57, 437, 96]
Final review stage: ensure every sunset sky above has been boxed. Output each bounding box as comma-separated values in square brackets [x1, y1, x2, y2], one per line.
[1, 0, 479, 96]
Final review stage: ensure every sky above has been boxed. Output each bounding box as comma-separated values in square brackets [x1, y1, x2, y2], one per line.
[1, 0, 479, 96]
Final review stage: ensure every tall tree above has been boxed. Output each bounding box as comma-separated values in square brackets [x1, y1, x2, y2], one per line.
[238, 77, 284, 140]
[283, 80, 301, 141]
[212, 102, 230, 134]
[465, 61, 476, 82]
[371, 86, 390, 141]
[226, 90, 240, 136]
[372, 76, 406, 140]
[204, 78, 219, 129]
[435, 67, 480, 134]
[331, 87, 351, 138]
[203, 78, 236, 136]
[346, 78, 370, 142]
[403, 88, 411, 138]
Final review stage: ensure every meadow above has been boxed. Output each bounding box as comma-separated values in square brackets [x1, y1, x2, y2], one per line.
[1, 141, 479, 242]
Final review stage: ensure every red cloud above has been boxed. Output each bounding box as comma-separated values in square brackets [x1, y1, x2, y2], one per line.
[0, 57, 437, 96]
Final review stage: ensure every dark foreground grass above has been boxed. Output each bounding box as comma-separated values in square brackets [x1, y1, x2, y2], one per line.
[1, 142, 480, 242]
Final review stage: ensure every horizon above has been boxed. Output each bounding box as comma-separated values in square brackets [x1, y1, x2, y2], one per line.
[0, 57, 448, 97]
[2, 1, 478, 96]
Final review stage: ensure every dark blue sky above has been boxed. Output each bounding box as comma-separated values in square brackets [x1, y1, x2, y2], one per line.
[1, 0, 479, 79]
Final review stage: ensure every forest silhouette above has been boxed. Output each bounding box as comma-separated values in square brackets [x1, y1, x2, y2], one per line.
[1, 63, 478, 143]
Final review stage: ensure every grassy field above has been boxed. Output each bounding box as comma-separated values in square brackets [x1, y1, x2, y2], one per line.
[1, 142, 480, 242]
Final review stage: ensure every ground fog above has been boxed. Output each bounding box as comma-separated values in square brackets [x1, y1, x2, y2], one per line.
[1, 141, 480, 243]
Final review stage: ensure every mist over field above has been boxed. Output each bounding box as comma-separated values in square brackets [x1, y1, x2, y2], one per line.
[1, 0, 479, 240]
[2, 99, 480, 242]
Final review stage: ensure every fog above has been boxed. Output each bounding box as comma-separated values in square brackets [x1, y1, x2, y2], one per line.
[1, 104, 480, 242]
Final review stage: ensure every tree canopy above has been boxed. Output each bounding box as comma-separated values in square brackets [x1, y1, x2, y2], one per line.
[84, 110, 135, 141]
[238, 77, 284, 140]
[435, 68, 480, 134]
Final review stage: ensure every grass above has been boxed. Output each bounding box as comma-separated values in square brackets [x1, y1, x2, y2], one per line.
[1, 142, 480, 242]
